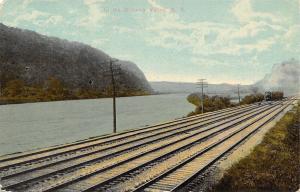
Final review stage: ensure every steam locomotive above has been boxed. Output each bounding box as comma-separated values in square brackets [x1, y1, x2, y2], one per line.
[264, 91, 272, 101]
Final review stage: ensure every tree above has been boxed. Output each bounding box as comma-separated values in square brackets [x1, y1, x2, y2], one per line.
[4, 79, 25, 97]
[241, 93, 264, 104]
[0, 62, 22, 96]
[187, 93, 202, 107]
[45, 77, 64, 96]
[188, 94, 233, 115]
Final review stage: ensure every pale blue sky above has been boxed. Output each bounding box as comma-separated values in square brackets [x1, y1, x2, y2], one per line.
[0, 0, 299, 84]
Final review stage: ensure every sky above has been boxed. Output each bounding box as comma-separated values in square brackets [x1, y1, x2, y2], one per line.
[0, 0, 299, 84]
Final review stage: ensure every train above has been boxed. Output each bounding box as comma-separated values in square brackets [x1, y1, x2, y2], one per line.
[264, 91, 284, 101]
[265, 91, 272, 101]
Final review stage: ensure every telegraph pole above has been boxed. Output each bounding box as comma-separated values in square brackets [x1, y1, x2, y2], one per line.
[110, 59, 117, 133]
[237, 84, 241, 105]
[103, 58, 120, 133]
[197, 79, 208, 114]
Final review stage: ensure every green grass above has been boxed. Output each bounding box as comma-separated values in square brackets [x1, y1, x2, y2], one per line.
[213, 102, 300, 192]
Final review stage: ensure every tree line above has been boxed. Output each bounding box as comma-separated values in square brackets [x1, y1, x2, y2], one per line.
[0, 78, 150, 104]
[187, 91, 284, 116]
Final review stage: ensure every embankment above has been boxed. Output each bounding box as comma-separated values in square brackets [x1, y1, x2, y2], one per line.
[212, 101, 299, 192]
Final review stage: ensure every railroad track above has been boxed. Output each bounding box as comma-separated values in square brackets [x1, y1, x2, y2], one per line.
[0, 98, 295, 192]
[133, 100, 293, 192]
[0, 103, 264, 174]
[0, 102, 258, 164]
[0, 104, 266, 172]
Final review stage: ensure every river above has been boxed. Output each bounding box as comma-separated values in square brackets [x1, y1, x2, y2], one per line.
[0, 93, 193, 156]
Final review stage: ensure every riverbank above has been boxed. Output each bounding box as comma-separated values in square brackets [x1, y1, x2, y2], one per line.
[212, 101, 299, 192]
[0, 78, 152, 105]
[0, 91, 151, 105]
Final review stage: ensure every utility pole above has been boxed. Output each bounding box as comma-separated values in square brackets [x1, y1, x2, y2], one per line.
[110, 59, 117, 133]
[197, 79, 208, 114]
[103, 58, 120, 133]
[237, 84, 241, 105]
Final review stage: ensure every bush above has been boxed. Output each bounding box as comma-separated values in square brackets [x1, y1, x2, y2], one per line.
[3, 79, 25, 97]
[45, 77, 64, 96]
[187, 94, 234, 116]
[240, 93, 264, 104]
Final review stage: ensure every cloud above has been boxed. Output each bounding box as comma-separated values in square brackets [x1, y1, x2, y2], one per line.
[0, 0, 5, 13]
[227, 21, 283, 39]
[145, 71, 198, 82]
[282, 25, 300, 52]
[239, 35, 278, 52]
[112, 26, 134, 34]
[77, 0, 107, 28]
[148, 0, 169, 12]
[191, 57, 225, 67]
[231, 0, 281, 24]
[143, 0, 285, 57]
[91, 38, 109, 47]
[11, 10, 64, 27]
[2, 0, 65, 27]
[1, 0, 297, 84]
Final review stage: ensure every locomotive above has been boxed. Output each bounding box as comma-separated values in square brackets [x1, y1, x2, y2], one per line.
[264, 91, 272, 101]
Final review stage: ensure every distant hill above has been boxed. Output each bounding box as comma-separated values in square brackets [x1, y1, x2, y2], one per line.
[255, 59, 300, 95]
[150, 81, 252, 98]
[0, 23, 153, 94]
[151, 59, 300, 97]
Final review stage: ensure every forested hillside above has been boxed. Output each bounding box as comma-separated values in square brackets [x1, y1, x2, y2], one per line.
[0, 23, 153, 103]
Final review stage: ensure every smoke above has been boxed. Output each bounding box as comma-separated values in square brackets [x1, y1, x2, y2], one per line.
[255, 59, 300, 95]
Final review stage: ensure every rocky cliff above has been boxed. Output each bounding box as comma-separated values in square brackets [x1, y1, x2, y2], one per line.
[0, 23, 153, 94]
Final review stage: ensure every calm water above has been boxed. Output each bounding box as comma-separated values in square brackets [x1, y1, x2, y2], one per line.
[0, 94, 193, 155]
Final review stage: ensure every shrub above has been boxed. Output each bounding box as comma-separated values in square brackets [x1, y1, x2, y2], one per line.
[240, 93, 264, 104]
[3, 79, 25, 97]
[188, 94, 234, 115]
[45, 77, 64, 96]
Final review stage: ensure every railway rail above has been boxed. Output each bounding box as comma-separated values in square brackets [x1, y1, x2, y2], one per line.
[0, 103, 263, 177]
[0, 103, 258, 164]
[0, 98, 295, 192]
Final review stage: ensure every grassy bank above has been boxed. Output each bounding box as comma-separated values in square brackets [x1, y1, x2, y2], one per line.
[212, 102, 299, 192]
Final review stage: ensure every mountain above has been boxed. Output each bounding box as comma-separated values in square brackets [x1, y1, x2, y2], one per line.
[150, 81, 252, 98]
[255, 59, 300, 95]
[0, 23, 153, 94]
